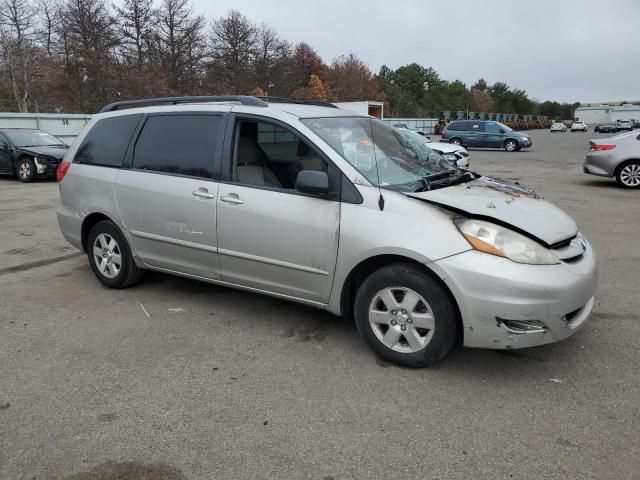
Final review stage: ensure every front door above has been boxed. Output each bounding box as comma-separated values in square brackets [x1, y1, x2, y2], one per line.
[484, 122, 505, 147]
[115, 113, 225, 279]
[0, 133, 11, 173]
[216, 117, 340, 303]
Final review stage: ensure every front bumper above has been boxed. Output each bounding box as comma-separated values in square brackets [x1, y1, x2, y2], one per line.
[519, 138, 533, 148]
[583, 152, 615, 177]
[430, 242, 598, 349]
[34, 157, 61, 176]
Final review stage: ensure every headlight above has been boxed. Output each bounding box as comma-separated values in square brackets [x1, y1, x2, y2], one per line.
[454, 219, 559, 265]
[443, 153, 458, 161]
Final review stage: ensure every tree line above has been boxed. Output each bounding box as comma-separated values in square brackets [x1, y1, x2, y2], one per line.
[0, 0, 578, 119]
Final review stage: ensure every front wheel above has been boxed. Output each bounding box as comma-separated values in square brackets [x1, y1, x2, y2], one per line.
[87, 220, 143, 288]
[504, 139, 518, 151]
[616, 161, 640, 189]
[16, 157, 36, 183]
[354, 263, 459, 367]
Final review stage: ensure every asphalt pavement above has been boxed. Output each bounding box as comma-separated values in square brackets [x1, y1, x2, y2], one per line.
[0, 129, 638, 480]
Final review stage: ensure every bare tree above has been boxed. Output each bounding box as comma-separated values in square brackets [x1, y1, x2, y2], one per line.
[210, 9, 256, 94]
[0, 0, 39, 111]
[115, 0, 155, 67]
[156, 0, 206, 94]
[57, 0, 119, 111]
[252, 23, 290, 95]
[36, 0, 59, 57]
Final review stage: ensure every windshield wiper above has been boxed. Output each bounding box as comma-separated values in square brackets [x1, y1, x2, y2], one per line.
[412, 169, 475, 192]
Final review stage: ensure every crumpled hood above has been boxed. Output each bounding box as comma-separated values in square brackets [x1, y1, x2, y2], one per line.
[21, 145, 67, 159]
[405, 176, 578, 246]
[427, 141, 464, 154]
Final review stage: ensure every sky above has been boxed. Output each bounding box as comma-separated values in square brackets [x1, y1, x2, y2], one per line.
[193, 0, 640, 104]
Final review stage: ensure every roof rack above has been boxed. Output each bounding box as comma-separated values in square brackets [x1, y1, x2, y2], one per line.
[98, 95, 268, 113]
[258, 96, 339, 109]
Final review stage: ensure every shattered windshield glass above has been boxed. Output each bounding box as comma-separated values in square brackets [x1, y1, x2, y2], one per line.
[302, 117, 457, 190]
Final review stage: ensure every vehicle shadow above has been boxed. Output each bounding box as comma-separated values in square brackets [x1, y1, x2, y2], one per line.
[137, 270, 572, 381]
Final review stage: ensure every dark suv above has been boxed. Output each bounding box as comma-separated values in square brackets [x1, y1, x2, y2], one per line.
[0, 128, 68, 182]
[441, 120, 532, 152]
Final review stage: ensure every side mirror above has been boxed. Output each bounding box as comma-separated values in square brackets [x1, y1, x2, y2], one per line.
[295, 170, 329, 195]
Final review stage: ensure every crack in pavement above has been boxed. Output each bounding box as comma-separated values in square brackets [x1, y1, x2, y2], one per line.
[0, 252, 82, 276]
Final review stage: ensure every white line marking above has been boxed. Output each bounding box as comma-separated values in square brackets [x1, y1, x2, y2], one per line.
[139, 302, 150, 318]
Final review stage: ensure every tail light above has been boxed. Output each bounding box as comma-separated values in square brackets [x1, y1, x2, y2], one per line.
[441, 130, 447, 138]
[56, 161, 71, 182]
[589, 143, 616, 151]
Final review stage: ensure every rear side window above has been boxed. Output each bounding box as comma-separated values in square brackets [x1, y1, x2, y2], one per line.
[447, 121, 462, 131]
[75, 114, 141, 167]
[133, 114, 221, 178]
[469, 122, 485, 132]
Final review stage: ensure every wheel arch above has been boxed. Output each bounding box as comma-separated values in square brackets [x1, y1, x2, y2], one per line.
[13, 153, 35, 172]
[81, 212, 114, 252]
[338, 254, 463, 345]
[614, 158, 640, 177]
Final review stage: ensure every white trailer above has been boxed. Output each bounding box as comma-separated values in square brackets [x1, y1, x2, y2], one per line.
[332, 101, 384, 118]
[0, 112, 91, 144]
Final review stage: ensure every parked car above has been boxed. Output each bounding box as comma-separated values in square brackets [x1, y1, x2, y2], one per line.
[594, 123, 618, 133]
[397, 127, 470, 168]
[57, 96, 597, 367]
[584, 131, 640, 188]
[571, 121, 588, 132]
[615, 120, 633, 131]
[550, 122, 567, 133]
[440, 120, 532, 151]
[392, 123, 428, 136]
[0, 128, 68, 182]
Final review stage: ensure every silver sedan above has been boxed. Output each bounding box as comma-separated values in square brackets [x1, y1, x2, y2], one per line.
[583, 131, 640, 188]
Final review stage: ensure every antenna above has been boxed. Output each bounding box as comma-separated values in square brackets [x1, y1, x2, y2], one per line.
[368, 118, 385, 211]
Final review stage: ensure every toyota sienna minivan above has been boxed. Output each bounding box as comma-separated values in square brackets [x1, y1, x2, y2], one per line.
[56, 96, 597, 367]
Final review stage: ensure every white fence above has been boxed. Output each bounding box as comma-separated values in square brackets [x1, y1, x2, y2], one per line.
[382, 117, 438, 134]
[0, 113, 91, 145]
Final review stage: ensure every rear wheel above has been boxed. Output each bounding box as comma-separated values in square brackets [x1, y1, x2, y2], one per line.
[450, 138, 463, 146]
[87, 220, 143, 288]
[504, 139, 518, 151]
[616, 161, 640, 189]
[16, 157, 36, 183]
[354, 263, 459, 367]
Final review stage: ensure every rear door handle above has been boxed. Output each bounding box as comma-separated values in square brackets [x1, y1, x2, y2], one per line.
[220, 194, 244, 205]
[192, 188, 215, 199]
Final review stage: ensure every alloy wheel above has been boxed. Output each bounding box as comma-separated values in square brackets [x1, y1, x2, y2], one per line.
[92, 233, 122, 278]
[620, 164, 640, 187]
[368, 287, 435, 353]
[18, 161, 31, 180]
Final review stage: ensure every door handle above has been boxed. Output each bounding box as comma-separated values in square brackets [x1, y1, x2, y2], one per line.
[192, 188, 215, 199]
[220, 194, 244, 205]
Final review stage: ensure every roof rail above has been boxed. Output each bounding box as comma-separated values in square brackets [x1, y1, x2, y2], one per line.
[258, 96, 339, 109]
[98, 95, 268, 113]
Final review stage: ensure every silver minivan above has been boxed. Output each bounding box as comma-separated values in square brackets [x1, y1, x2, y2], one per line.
[57, 96, 598, 367]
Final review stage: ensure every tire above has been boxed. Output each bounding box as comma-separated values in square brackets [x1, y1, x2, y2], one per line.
[354, 263, 459, 367]
[504, 139, 518, 152]
[16, 157, 36, 183]
[615, 160, 640, 189]
[450, 138, 463, 146]
[87, 220, 143, 288]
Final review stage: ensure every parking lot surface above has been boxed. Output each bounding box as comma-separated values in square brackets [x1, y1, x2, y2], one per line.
[1, 130, 638, 480]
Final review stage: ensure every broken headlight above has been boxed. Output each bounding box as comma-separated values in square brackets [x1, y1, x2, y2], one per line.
[454, 219, 560, 265]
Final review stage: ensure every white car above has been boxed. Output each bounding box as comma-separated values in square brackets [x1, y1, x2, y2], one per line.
[616, 120, 633, 131]
[550, 122, 567, 133]
[571, 121, 588, 132]
[428, 141, 470, 168]
[397, 128, 470, 168]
